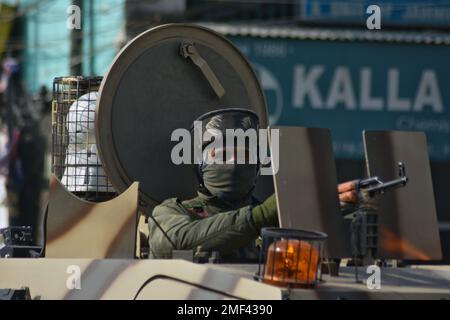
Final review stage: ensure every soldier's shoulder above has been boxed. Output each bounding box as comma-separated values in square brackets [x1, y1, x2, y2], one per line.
[152, 198, 186, 215]
[159, 197, 182, 206]
[181, 197, 203, 209]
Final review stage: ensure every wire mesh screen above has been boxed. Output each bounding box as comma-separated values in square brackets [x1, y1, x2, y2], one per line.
[52, 76, 116, 201]
[257, 228, 327, 289]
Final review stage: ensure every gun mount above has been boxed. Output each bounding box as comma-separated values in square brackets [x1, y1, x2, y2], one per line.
[345, 162, 409, 282]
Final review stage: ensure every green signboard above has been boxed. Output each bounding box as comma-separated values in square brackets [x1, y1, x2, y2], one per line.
[230, 36, 450, 161]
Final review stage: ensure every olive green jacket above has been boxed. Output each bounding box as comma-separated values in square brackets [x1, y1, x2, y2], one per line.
[148, 193, 260, 259]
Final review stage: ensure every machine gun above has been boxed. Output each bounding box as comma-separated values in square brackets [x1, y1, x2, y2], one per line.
[339, 162, 408, 209]
[339, 162, 409, 281]
[357, 162, 408, 198]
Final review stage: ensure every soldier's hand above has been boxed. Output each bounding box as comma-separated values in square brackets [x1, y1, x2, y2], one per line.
[252, 194, 278, 229]
[338, 180, 359, 204]
[338, 180, 359, 215]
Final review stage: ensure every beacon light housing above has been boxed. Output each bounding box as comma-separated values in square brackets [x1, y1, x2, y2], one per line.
[257, 228, 327, 289]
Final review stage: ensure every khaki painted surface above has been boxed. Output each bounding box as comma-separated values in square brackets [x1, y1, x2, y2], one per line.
[136, 214, 149, 258]
[0, 259, 282, 300]
[47, 175, 139, 258]
[211, 264, 450, 300]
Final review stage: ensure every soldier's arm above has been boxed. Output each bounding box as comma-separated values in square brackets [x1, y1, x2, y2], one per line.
[148, 195, 278, 258]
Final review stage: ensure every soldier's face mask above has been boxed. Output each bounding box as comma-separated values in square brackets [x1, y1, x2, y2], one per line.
[201, 145, 259, 202]
[201, 161, 258, 203]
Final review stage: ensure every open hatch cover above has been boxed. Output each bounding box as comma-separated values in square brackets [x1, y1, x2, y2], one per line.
[96, 24, 268, 215]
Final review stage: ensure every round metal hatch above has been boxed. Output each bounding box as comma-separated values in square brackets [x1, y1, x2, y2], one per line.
[96, 24, 268, 216]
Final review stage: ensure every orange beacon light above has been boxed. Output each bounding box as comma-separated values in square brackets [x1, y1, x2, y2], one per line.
[258, 228, 327, 289]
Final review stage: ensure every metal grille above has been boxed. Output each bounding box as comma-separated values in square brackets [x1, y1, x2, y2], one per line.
[257, 228, 327, 289]
[52, 76, 116, 201]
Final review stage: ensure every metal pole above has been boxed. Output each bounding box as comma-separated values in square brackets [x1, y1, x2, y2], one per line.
[89, 0, 94, 75]
[70, 0, 83, 76]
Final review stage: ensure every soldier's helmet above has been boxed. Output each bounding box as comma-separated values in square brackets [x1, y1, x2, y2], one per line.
[190, 108, 261, 189]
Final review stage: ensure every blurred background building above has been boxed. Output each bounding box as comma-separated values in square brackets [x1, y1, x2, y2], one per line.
[0, 0, 449, 261]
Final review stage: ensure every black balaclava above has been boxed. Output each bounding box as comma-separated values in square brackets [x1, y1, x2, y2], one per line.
[191, 108, 260, 204]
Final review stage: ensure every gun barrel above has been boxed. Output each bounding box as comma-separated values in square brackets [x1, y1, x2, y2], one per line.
[366, 177, 408, 197]
[358, 177, 381, 189]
